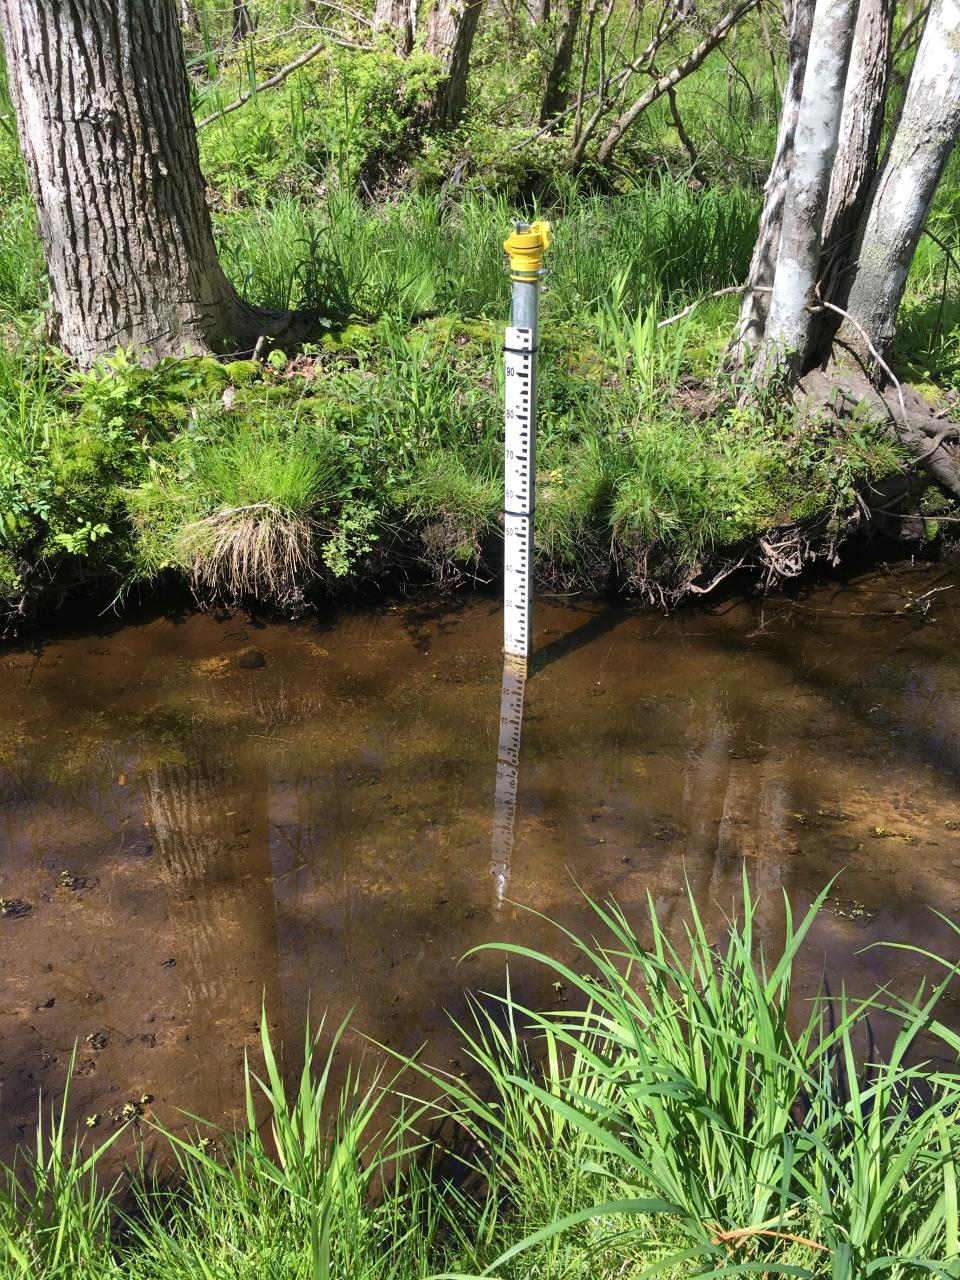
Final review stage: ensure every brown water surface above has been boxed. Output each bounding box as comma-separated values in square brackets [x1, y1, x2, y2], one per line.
[1, 566, 959, 1157]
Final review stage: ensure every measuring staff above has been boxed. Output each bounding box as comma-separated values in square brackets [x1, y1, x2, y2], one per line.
[502, 220, 550, 661]
[490, 220, 551, 906]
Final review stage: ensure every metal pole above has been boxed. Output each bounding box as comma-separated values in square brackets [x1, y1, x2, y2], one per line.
[502, 220, 550, 661]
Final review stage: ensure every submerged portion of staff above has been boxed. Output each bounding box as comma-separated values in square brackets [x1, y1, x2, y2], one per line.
[491, 652, 527, 905]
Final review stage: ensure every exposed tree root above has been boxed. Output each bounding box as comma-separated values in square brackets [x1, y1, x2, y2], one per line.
[798, 360, 960, 499]
[615, 517, 851, 609]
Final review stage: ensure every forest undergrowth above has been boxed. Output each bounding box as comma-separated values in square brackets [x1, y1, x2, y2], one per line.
[0, 8, 959, 627]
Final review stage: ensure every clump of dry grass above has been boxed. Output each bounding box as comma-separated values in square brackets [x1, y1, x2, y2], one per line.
[182, 502, 321, 606]
[143, 419, 352, 606]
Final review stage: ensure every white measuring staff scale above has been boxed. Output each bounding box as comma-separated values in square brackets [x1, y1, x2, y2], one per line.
[503, 325, 535, 658]
[502, 220, 550, 660]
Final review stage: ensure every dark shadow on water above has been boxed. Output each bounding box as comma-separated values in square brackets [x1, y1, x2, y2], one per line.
[531, 600, 630, 673]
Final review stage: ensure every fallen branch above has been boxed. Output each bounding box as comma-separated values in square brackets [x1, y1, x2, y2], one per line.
[197, 35, 370, 130]
[657, 284, 748, 328]
[566, 12, 687, 163]
[595, 0, 760, 165]
[808, 295, 908, 426]
[684, 556, 747, 594]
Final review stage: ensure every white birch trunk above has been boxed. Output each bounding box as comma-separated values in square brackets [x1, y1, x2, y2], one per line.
[732, 0, 815, 358]
[760, 0, 858, 376]
[840, 0, 960, 365]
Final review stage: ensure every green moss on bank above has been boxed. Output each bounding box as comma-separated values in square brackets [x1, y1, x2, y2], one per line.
[0, 161, 952, 627]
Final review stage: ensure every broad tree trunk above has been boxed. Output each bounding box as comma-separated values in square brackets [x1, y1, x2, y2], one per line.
[0, 0, 282, 364]
[819, 0, 894, 303]
[759, 0, 858, 378]
[839, 0, 960, 365]
[733, 0, 815, 357]
[528, 0, 551, 20]
[540, 0, 583, 124]
[425, 0, 483, 127]
[373, 0, 414, 54]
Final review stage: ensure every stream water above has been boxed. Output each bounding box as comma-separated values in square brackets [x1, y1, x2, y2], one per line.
[1, 564, 959, 1157]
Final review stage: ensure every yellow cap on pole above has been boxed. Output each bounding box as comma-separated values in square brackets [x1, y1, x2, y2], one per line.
[503, 220, 551, 281]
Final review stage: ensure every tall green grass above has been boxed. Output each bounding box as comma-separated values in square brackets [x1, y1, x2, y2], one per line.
[123, 1013, 444, 1280]
[0, 1054, 125, 1277]
[425, 876, 960, 1278]
[3, 882, 956, 1279]
[213, 182, 760, 325]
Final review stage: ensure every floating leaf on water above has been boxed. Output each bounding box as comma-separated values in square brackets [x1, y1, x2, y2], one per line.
[59, 870, 91, 891]
[0, 897, 32, 918]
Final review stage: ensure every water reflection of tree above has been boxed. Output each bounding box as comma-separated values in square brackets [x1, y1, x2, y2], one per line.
[681, 693, 788, 938]
[141, 743, 281, 1058]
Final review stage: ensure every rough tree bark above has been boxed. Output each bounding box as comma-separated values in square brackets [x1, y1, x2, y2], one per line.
[373, 0, 414, 54]
[540, 0, 583, 124]
[528, 0, 551, 20]
[735, 0, 960, 499]
[839, 0, 960, 365]
[425, 0, 483, 127]
[732, 0, 815, 357]
[759, 0, 858, 378]
[0, 0, 285, 364]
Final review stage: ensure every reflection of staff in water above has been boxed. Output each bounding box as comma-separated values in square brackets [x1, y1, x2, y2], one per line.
[490, 655, 527, 907]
